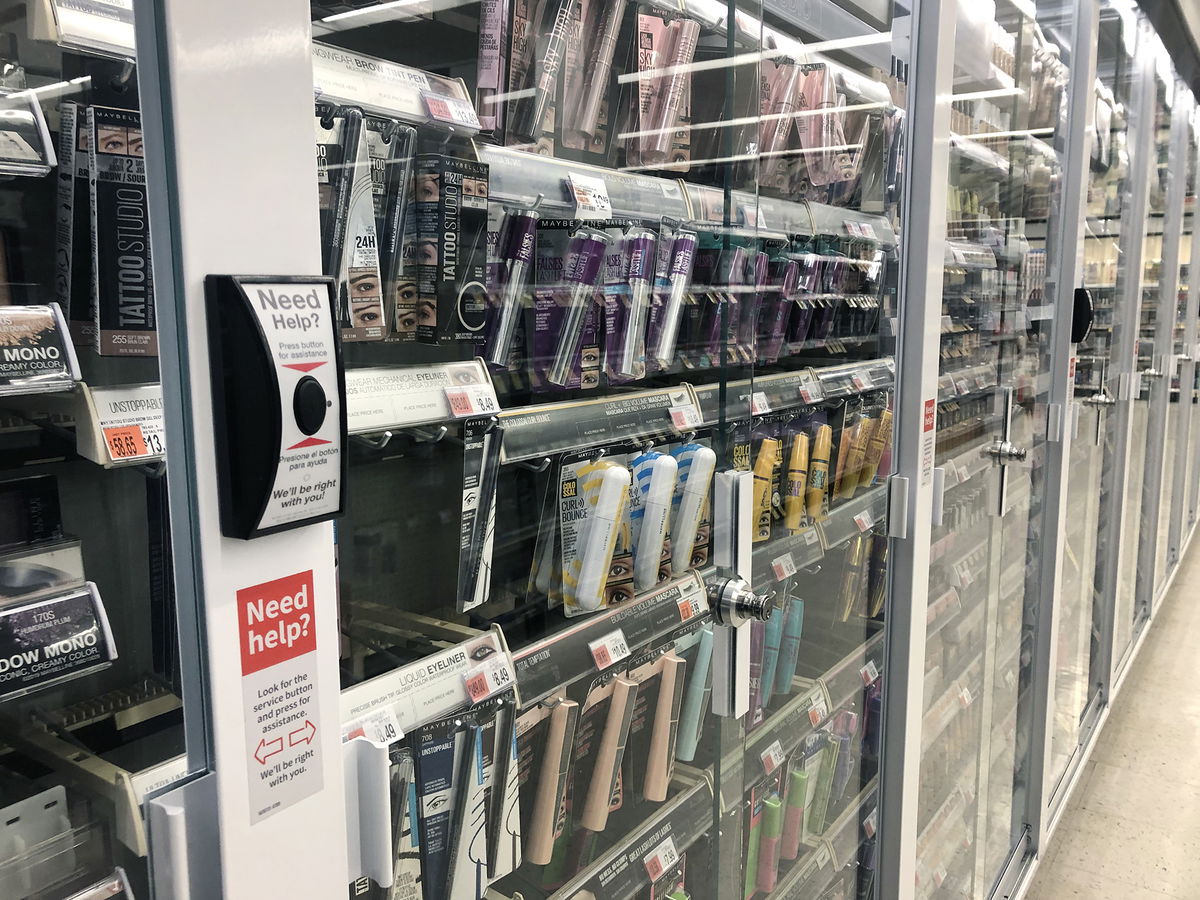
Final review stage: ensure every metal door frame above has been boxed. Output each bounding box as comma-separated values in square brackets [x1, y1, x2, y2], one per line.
[1027, 0, 1100, 852]
[136, 1, 351, 897]
[1136, 79, 1192, 616]
[1094, 15, 1158, 692]
[874, 0, 955, 897]
[1167, 134, 1200, 582]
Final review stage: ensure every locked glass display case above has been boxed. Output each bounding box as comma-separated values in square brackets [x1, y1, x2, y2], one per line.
[0, 0, 1196, 899]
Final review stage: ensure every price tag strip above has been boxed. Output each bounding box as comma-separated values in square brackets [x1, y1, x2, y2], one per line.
[346, 360, 495, 434]
[771, 552, 797, 581]
[669, 402, 703, 432]
[341, 707, 403, 745]
[569, 172, 613, 220]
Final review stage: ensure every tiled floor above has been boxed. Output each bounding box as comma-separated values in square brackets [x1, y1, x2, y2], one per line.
[1025, 543, 1200, 899]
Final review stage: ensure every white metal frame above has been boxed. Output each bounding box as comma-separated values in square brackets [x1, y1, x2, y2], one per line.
[136, 1, 350, 897]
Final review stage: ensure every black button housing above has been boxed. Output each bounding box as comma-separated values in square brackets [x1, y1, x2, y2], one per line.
[293, 375, 328, 436]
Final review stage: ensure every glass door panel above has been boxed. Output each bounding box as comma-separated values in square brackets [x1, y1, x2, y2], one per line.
[917, 0, 1076, 896]
[736, 2, 908, 897]
[0, 4, 202, 899]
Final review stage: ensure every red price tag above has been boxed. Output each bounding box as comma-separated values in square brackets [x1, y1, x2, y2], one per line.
[643, 836, 679, 881]
[678, 594, 700, 621]
[104, 425, 148, 461]
[588, 629, 630, 670]
[465, 671, 490, 704]
[445, 385, 499, 418]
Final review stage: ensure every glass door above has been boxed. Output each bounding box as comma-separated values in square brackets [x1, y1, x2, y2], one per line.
[731, 2, 909, 898]
[916, 0, 1078, 896]
[1053, 3, 1139, 798]
[0, 3, 206, 899]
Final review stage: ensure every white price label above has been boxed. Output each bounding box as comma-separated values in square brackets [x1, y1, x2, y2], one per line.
[93, 384, 167, 465]
[958, 685, 974, 708]
[643, 835, 680, 881]
[669, 403, 703, 431]
[464, 656, 514, 703]
[342, 707, 403, 745]
[864, 808, 878, 838]
[588, 629, 631, 670]
[751, 391, 770, 415]
[569, 172, 613, 220]
[861, 223, 877, 240]
[445, 383, 500, 418]
[859, 659, 880, 685]
[422, 91, 481, 129]
[851, 372, 870, 391]
[807, 697, 829, 726]
[853, 510, 875, 532]
[803, 528, 820, 546]
[760, 739, 786, 774]
[771, 552, 797, 581]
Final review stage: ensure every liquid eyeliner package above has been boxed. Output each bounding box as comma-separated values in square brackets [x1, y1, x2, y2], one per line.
[445, 712, 495, 900]
[415, 716, 466, 900]
[364, 117, 418, 339]
[385, 747, 421, 900]
[487, 698, 522, 880]
[737, 250, 769, 362]
[88, 105, 156, 356]
[413, 152, 490, 345]
[315, 104, 386, 342]
[54, 101, 94, 346]
[458, 419, 503, 612]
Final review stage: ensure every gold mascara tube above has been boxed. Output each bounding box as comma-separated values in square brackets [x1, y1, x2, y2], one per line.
[840, 412, 877, 500]
[806, 424, 832, 521]
[783, 432, 810, 531]
[858, 409, 893, 489]
[752, 438, 781, 542]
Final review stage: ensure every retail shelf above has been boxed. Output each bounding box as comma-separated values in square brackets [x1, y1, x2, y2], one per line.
[511, 572, 710, 706]
[1, 381, 165, 469]
[499, 383, 699, 463]
[510, 772, 714, 900]
[753, 526, 825, 588]
[819, 483, 889, 551]
[760, 838, 838, 900]
[826, 778, 879, 868]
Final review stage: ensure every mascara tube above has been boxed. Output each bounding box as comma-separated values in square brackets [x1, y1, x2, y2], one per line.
[751, 437, 780, 527]
[547, 227, 612, 386]
[652, 229, 698, 367]
[487, 205, 539, 368]
[510, 0, 580, 142]
[783, 432, 810, 531]
[574, 0, 625, 141]
[759, 64, 803, 180]
[756, 794, 784, 893]
[641, 18, 701, 163]
[859, 409, 893, 488]
[760, 257, 800, 364]
[806, 423, 832, 521]
[669, 444, 716, 573]
[759, 605, 785, 707]
[774, 597, 805, 696]
[574, 464, 631, 611]
[619, 228, 658, 378]
[738, 250, 770, 358]
[675, 626, 713, 762]
[633, 454, 678, 592]
[780, 767, 808, 860]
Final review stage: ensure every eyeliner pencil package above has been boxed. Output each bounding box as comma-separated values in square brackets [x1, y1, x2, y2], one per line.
[487, 698, 522, 879]
[54, 100, 94, 346]
[88, 105, 156, 356]
[413, 152, 490, 345]
[315, 104, 386, 342]
[364, 117, 418, 338]
[458, 420, 503, 612]
[386, 747, 421, 900]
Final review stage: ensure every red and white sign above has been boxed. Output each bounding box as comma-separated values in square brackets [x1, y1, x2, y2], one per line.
[239, 570, 324, 824]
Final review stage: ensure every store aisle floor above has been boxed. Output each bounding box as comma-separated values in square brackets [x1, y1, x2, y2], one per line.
[1026, 543, 1200, 899]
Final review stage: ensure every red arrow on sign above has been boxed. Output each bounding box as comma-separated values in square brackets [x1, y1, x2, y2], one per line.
[283, 362, 326, 372]
[289, 719, 317, 747]
[287, 436, 332, 450]
[255, 736, 284, 765]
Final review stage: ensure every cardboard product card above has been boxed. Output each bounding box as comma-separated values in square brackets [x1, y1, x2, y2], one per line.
[88, 105, 156, 357]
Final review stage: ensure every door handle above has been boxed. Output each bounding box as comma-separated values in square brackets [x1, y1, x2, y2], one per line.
[987, 439, 1028, 463]
[1081, 393, 1116, 407]
[707, 575, 774, 719]
[707, 576, 774, 626]
[1141, 368, 1165, 379]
